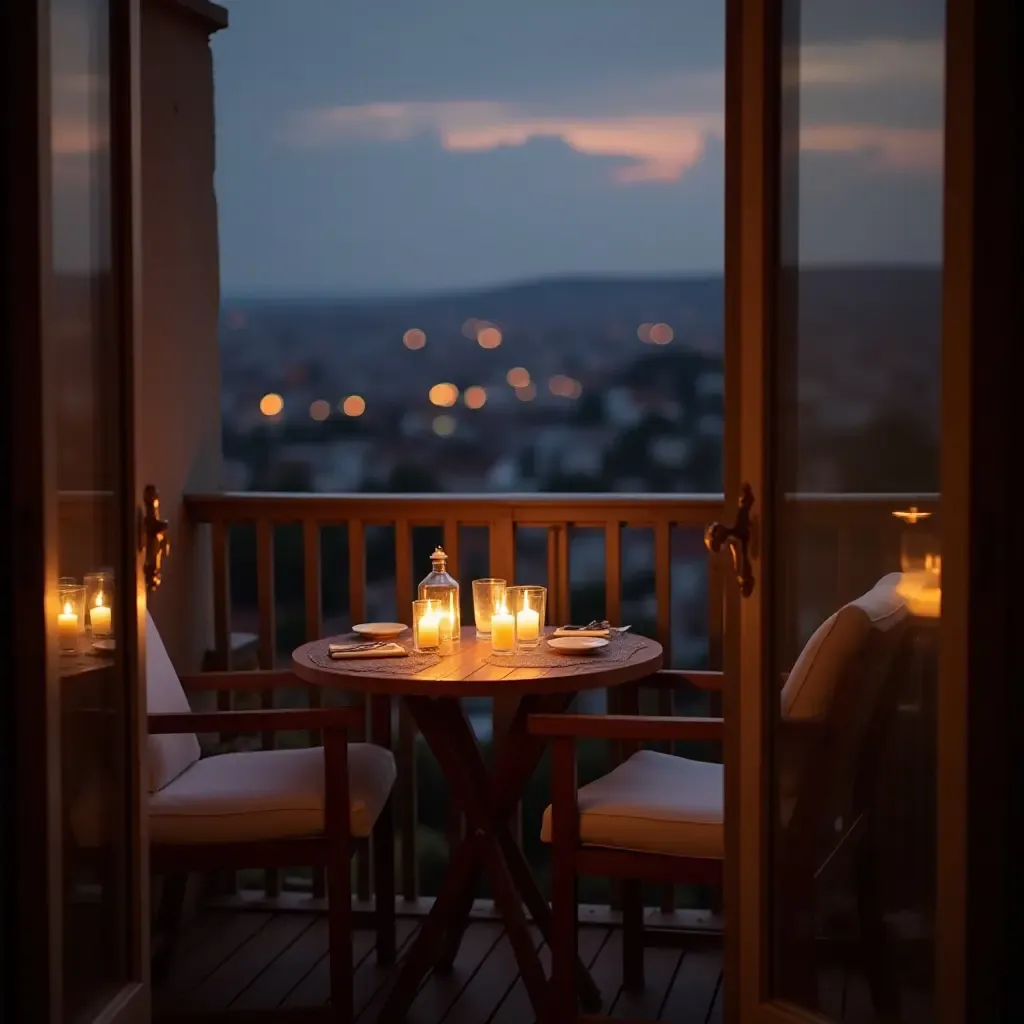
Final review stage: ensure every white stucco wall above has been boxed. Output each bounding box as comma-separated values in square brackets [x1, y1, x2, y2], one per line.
[139, 0, 228, 671]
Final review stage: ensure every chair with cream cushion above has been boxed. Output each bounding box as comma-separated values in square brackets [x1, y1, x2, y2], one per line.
[145, 612, 396, 1022]
[531, 574, 909, 1018]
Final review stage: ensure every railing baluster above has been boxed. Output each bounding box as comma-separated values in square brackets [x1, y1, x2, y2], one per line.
[302, 519, 326, 899]
[443, 518, 460, 581]
[604, 521, 623, 763]
[556, 524, 571, 625]
[397, 704, 418, 901]
[346, 519, 371, 903]
[393, 520, 418, 901]
[256, 517, 279, 898]
[653, 520, 675, 913]
[210, 517, 237, 896]
[546, 527, 559, 625]
[604, 521, 625, 910]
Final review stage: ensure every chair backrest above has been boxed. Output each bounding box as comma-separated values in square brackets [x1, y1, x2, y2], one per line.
[146, 611, 201, 793]
[778, 573, 909, 845]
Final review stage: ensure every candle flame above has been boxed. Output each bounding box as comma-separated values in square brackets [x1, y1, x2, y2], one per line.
[63, 601, 72, 615]
[95, 592, 105, 607]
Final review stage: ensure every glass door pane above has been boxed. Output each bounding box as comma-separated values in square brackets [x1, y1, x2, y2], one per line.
[769, 2, 945, 1020]
[51, 0, 143, 1017]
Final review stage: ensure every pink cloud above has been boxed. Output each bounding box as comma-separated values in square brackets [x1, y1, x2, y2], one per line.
[293, 101, 719, 184]
[800, 125, 943, 172]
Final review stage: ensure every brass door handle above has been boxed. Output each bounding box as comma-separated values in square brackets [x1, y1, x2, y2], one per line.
[139, 485, 170, 592]
[705, 483, 755, 597]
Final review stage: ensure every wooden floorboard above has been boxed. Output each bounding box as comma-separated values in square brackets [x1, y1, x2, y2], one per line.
[154, 912, 728, 1023]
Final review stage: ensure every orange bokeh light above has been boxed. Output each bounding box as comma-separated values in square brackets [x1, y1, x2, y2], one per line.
[429, 382, 459, 407]
[514, 383, 536, 402]
[341, 395, 366, 417]
[464, 385, 487, 409]
[506, 367, 530, 388]
[403, 328, 426, 350]
[477, 326, 502, 349]
[649, 322, 674, 344]
[260, 393, 284, 416]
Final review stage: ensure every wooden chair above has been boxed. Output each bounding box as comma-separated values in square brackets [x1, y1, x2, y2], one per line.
[143, 613, 397, 1021]
[530, 574, 910, 1020]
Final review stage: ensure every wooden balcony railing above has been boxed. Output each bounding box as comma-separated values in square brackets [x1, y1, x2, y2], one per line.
[183, 490, 937, 913]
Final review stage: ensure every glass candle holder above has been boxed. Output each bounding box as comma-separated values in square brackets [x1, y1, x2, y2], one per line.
[412, 599, 443, 654]
[489, 598, 515, 654]
[84, 571, 114, 636]
[472, 578, 507, 638]
[507, 585, 546, 651]
[57, 584, 86, 651]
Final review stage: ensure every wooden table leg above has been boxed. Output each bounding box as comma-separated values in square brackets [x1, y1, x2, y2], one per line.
[398, 695, 601, 1019]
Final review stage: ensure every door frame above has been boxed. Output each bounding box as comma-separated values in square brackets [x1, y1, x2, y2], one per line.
[723, 0, 1020, 1022]
[2, 0, 149, 1020]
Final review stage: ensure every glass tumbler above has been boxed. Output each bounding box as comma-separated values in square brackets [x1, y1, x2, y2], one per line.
[472, 578, 507, 638]
[506, 585, 547, 651]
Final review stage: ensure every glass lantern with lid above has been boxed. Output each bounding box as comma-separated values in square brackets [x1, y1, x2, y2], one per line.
[418, 546, 460, 651]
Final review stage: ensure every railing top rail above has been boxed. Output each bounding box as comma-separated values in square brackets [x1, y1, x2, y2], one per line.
[184, 491, 726, 525]
[185, 491, 940, 526]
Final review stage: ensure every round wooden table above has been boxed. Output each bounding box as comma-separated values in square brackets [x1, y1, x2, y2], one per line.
[292, 626, 663, 1019]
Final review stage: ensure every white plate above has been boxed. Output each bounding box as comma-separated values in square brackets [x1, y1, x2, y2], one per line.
[352, 622, 408, 639]
[547, 636, 610, 654]
[92, 639, 116, 652]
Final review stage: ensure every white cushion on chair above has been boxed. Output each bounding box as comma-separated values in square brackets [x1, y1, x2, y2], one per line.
[146, 611, 201, 793]
[540, 749, 723, 858]
[149, 743, 396, 845]
[780, 572, 905, 720]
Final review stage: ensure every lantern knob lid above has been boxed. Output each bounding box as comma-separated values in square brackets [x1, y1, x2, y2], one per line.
[430, 546, 448, 569]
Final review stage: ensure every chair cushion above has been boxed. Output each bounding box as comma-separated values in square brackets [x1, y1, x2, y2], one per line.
[540, 749, 723, 858]
[146, 611, 201, 793]
[149, 743, 396, 845]
[780, 572, 905, 720]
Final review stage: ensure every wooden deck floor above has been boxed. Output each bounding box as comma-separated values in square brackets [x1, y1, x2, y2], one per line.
[155, 910, 724, 1022]
[155, 909, 919, 1022]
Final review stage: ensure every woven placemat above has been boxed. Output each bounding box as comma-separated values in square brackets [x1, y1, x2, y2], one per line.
[485, 631, 652, 669]
[306, 635, 441, 676]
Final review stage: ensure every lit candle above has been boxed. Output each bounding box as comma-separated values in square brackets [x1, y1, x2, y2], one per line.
[90, 593, 111, 634]
[516, 598, 539, 642]
[58, 601, 78, 644]
[418, 610, 440, 649]
[491, 604, 515, 652]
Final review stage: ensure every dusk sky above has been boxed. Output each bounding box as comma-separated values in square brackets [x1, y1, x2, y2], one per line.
[213, 1, 944, 296]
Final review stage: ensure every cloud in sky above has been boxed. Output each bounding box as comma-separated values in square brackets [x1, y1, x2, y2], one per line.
[214, 2, 946, 293]
[287, 36, 944, 190]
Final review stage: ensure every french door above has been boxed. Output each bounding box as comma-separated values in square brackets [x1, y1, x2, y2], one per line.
[6, 0, 150, 1021]
[723, 1, 966, 1022]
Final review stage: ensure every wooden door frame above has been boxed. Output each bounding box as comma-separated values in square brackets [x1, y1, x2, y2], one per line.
[1, 0, 149, 1020]
[724, 0, 1022, 1022]
[938, 1, 1023, 1021]
[722, 0, 782, 1020]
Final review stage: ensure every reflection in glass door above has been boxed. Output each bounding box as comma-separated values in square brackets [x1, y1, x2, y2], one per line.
[50, 0, 148, 1019]
[767, 2, 945, 1020]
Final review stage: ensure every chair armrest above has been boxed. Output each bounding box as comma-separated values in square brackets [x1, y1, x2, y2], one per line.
[529, 713, 723, 743]
[176, 669, 304, 693]
[148, 705, 365, 735]
[645, 669, 723, 691]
